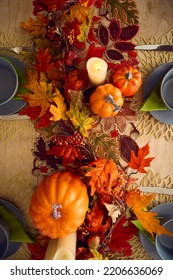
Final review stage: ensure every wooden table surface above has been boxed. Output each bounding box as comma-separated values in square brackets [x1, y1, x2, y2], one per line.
[0, 0, 173, 260]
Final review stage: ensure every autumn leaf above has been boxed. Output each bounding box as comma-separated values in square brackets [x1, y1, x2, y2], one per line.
[35, 48, 54, 73]
[128, 143, 155, 173]
[22, 72, 56, 117]
[109, 215, 138, 256]
[20, 14, 49, 37]
[82, 158, 119, 196]
[65, 4, 91, 24]
[66, 103, 96, 138]
[48, 145, 84, 166]
[126, 191, 173, 239]
[89, 249, 108, 260]
[49, 93, 67, 122]
[77, 8, 94, 42]
[84, 202, 111, 237]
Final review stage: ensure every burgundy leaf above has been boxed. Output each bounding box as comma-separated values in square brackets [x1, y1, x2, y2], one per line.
[115, 41, 136, 52]
[120, 135, 139, 162]
[119, 25, 139, 41]
[108, 20, 120, 40]
[105, 49, 124, 61]
[98, 23, 109, 46]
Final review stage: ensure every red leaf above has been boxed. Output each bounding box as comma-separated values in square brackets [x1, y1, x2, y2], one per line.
[35, 48, 54, 73]
[108, 20, 120, 40]
[98, 24, 109, 46]
[119, 25, 139, 41]
[115, 41, 136, 52]
[105, 49, 124, 61]
[86, 44, 106, 60]
[120, 135, 139, 162]
[109, 216, 138, 256]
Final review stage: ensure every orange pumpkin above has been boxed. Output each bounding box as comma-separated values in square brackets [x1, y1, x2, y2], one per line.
[29, 171, 89, 238]
[89, 83, 124, 118]
[112, 66, 142, 97]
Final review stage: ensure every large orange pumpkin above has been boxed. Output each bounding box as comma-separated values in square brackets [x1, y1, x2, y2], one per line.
[29, 171, 89, 238]
[112, 66, 142, 97]
[89, 83, 124, 118]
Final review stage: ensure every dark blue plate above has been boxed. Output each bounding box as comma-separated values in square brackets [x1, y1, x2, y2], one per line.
[0, 55, 26, 116]
[0, 199, 25, 259]
[144, 62, 173, 125]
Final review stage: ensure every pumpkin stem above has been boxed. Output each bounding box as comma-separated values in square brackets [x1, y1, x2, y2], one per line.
[52, 203, 62, 219]
[125, 72, 133, 80]
[104, 94, 123, 112]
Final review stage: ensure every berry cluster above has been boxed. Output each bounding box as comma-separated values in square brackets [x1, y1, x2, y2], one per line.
[51, 132, 85, 147]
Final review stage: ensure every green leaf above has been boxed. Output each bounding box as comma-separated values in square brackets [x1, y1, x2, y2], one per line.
[89, 132, 120, 163]
[106, 0, 139, 25]
[0, 205, 35, 243]
[132, 219, 155, 245]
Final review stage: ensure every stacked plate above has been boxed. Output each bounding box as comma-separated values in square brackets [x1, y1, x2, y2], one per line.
[0, 55, 26, 117]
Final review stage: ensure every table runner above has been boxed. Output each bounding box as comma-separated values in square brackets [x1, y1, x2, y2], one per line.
[0, 0, 173, 260]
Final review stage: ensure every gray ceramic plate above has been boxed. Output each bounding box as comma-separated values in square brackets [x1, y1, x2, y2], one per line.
[144, 62, 173, 125]
[0, 199, 25, 259]
[0, 55, 26, 116]
[140, 202, 173, 259]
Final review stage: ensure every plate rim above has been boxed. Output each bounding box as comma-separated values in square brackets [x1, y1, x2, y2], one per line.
[0, 198, 25, 259]
[140, 202, 173, 260]
[143, 62, 173, 125]
[0, 54, 26, 116]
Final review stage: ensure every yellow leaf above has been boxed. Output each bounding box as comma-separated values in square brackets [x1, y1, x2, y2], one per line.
[49, 92, 68, 121]
[66, 103, 96, 138]
[20, 15, 49, 37]
[89, 249, 108, 260]
[65, 4, 91, 24]
[126, 191, 173, 238]
[77, 8, 94, 42]
[23, 72, 55, 117]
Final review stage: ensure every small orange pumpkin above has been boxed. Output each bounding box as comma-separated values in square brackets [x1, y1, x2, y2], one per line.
[112, 66, 142, 97]
[29, 171, 89, 238]
[89, 83, 124, 118]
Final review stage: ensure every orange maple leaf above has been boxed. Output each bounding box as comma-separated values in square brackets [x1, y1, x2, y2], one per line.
[128, 143, 154, 173]
[82, 158, 119, 196]
[126, 191, 173, 238]
[20, 14, 49, 37]
[84, 202, 111, 237]
[48, 145, 84, 166]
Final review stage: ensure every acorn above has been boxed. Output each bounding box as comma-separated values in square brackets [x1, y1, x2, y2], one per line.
[87, 234, 100, 249]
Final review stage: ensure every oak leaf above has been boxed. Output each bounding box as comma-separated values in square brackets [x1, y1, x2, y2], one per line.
[20, 14, 49, 37]
[126, 191, 173, 238]
[128, 143, 155, 173]
[83, 158, 119, 196]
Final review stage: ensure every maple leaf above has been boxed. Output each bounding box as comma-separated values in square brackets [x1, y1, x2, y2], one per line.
[66, 103, 96, 138]
[126, 191, 173, 239]
[22, 72, 56, 117]
[82, 158, 119, 196]
[20, 14, 49, 37]
[86, 43, 106, 60]
[109, 215, 138, 256]
[84, 202, 111, 237]
[65, 4, 91, 24]
[49, 93, 67, 122]
[64, 70, 83, 101]
[35, 48, 54, 73]
[48, 145, 84, 166]
[77, 8, 94, 42]
[104, 203, 121, 223]
[128, 143, 155, 173]
[28, 236, 49, 260]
